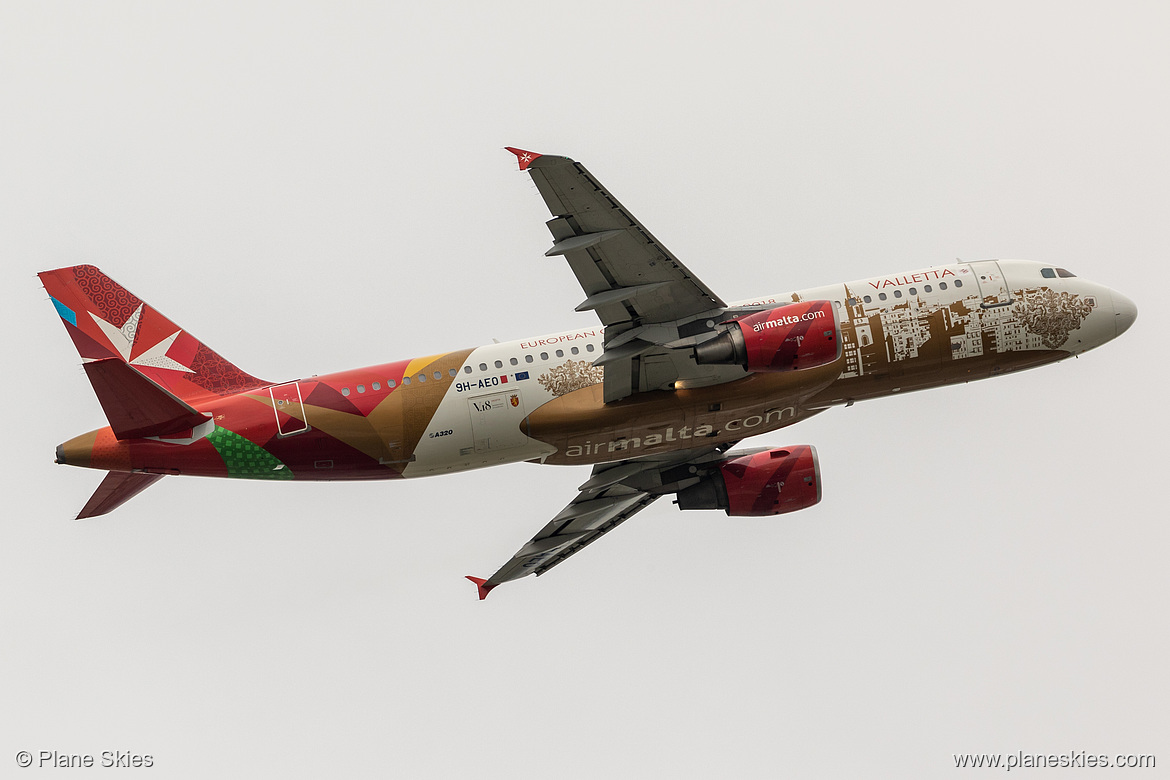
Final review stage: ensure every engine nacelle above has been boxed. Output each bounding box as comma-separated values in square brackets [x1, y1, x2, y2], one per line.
[676, 446, 821, 517]
[693, 300, 841, 372]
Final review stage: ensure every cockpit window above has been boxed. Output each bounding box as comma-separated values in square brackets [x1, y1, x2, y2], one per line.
[1042, 267, 1077, 279]
[1041, 268, 1056, 278]
[1056, 268, 1076, 278]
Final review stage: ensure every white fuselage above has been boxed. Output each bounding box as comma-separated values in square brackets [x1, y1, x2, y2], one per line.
[395, 259, 1131, 476]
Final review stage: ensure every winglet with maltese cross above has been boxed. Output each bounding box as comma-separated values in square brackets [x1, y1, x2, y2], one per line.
[505, 147, 542, 171]
[465, 576, 497, 600]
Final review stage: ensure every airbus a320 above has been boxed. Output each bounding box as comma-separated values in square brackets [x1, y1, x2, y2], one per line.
[40, 148, 1138, 598]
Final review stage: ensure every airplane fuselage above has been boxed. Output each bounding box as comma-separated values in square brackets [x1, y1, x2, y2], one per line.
[56, 258, 1134, 481]
[41, 146, 1141, 595]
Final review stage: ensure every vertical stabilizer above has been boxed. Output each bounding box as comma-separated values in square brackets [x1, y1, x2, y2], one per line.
[38, 265, 269, 403]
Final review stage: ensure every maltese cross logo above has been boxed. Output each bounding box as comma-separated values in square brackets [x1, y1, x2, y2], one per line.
[89, 304, 194, 373]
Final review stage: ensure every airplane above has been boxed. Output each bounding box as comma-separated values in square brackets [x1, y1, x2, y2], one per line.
[40, 148, 1138, 599]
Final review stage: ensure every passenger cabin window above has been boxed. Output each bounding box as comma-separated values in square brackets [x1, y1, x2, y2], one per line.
[540, 352, 549, 360]
[894, 290, 902, 298]
[908, 287, 916, 295]
[388, 379, 396, 388]
[494, 360, 503, 369]
[464, 366, 472, 374]
[571, 346, 579, 355]
[924, 285, 932, 293]
[479, 363, 487, 371]
[402, 377, 411, 385]
[879, 292, 887, 301]
[556, 349, 564, 357]
[433, 371, 442, 380]
[449, 369, 457, 377]
[863, 295, 872, 303]
[586, 343, 595, 352]
[509, 357, 518, 366]
[372, 382, 381, 390]
[939, 282, 947, 290]
[525, 354, 534, 363]
[954, 279, 963, 287]
[342, 387, 351, 396]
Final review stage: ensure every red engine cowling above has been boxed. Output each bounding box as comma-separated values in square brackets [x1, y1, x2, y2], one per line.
[693, 300, 841, 372]
[675, 446, 821, 517]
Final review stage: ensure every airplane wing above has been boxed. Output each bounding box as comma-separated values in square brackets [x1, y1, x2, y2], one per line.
[467, 442, 737, 598]
[508, 148, 752, 402]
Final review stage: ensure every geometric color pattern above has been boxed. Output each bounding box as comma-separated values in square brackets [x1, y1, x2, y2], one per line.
[206, 427, 294, 480]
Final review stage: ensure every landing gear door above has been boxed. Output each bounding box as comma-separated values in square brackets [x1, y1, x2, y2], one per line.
[969, 260, 1014, 309]
[270, 382, 309, 436]
[468, 391, 527, 453]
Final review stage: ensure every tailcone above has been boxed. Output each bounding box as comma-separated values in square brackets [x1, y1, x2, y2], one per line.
[56, 428, 130, 471]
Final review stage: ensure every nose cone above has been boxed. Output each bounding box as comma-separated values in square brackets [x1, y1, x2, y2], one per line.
[1111, 290, 1138, 337]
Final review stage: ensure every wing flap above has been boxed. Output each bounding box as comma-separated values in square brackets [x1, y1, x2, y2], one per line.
[574, 281, 677, 313]
[472, 493, 659, 593]
[518, 533, 590, 558]
[545, 229, 626, 257]
[524, 153, 725, 324]
[467, 443, 737, 597]
[511, 149, 745, 402]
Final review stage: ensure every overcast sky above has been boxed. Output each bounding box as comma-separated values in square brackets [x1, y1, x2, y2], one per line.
[2, 2, 1166, 777]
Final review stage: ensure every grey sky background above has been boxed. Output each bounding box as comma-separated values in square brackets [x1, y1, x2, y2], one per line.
[2, 2, 1166, 777]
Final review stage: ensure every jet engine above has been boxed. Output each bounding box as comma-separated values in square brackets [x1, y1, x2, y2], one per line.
[676, 445, 821, 517]
[693, 300, 841, 372]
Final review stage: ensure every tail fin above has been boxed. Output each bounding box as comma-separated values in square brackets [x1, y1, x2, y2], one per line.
[38, 265, 269, 402]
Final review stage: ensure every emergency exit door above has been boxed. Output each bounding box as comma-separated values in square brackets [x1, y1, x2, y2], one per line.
[968, 260, 1014, 309]
[270, 382, 309, 436]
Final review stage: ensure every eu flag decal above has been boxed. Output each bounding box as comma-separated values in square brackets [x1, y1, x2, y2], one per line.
[516, 371, 530, 381]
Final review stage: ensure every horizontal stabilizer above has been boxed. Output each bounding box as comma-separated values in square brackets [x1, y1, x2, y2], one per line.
[77, 471, 163, 519]
[84, 358, 209, 439]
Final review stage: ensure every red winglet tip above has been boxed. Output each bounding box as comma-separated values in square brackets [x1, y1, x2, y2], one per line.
[505, 147, 541, 171]
[466, 576, 497, 600]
